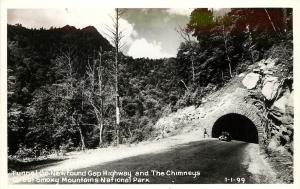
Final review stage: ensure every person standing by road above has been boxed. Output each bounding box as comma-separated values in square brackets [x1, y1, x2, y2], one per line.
[204, 128, 209, 138]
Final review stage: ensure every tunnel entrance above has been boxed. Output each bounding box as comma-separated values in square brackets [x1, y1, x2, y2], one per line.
[212, 113, 259, 143]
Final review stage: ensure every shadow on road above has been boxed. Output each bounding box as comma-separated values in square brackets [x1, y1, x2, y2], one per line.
[8, 158, 65, 173]
[59, 140, 255, 184]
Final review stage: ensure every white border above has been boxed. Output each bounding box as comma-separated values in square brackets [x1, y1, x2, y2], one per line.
[0, 0, 299, 8]
[1, 1, 300, 189]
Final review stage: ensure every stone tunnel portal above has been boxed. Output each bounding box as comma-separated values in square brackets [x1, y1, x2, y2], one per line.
[211, 113, 259, 143]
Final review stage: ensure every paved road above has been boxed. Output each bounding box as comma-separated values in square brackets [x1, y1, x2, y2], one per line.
[22, 139, 260, 184]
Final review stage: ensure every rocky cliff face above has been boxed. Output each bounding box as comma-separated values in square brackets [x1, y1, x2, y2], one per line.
[242, 56, 293, 156]
[240, 43, 293, 183]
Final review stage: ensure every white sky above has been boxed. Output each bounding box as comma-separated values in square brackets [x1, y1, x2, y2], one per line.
[7, 9, 192, 59]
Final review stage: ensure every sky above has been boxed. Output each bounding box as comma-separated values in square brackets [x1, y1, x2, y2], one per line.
[7, 8, 193, 59]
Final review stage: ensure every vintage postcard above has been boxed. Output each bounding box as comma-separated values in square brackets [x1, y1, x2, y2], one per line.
[0, 0, 299, 188]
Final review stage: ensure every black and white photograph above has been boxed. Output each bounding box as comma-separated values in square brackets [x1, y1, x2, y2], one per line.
[0, 0, 298, 187]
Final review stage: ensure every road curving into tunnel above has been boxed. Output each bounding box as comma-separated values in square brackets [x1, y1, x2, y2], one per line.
[12, 139, 275, 184]
[211, 113, 259, 143]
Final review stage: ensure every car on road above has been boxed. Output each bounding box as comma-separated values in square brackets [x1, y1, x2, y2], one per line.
[218, 131, 231, 142]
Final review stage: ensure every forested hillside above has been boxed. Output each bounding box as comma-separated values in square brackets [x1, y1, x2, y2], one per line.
[8, 8, 293, 160]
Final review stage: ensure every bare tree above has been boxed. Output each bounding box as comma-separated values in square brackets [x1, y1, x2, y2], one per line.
[176, 25, 193, 42]
[176, 25, 197, 84]
[55, 49, 86, 150]
[221, 20, 233, 78]
[282, 8, 288, 33]
[104, 8, 127, 145]
[264, 8, 277, 33]
[84, 50, 105, 146]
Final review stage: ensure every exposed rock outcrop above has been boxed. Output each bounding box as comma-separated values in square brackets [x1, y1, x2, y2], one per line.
[242, 73, 260, 89]
[241, 56, 293, 156]
[262, 76, 280, 100]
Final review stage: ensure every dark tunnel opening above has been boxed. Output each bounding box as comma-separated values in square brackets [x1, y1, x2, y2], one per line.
[212, 113, 259, 143]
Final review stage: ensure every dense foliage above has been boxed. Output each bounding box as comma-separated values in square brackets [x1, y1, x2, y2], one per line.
[7, 8, 292, 158]
[175, 8, 292, 105]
